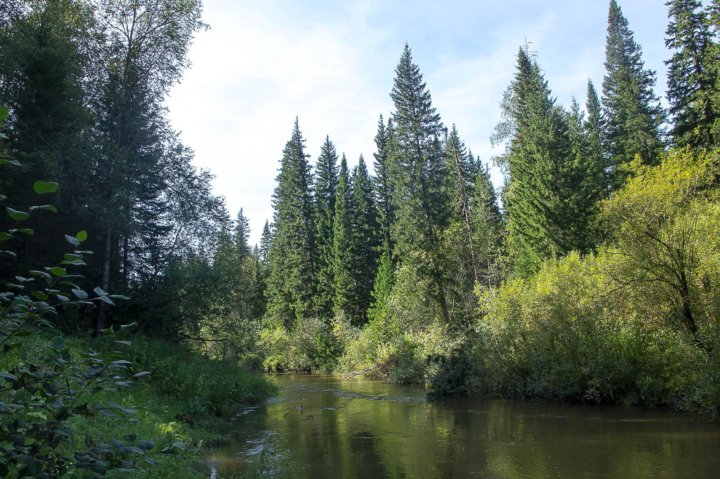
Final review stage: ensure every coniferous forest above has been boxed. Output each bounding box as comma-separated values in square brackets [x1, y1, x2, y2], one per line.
[3, 0, 720, 477]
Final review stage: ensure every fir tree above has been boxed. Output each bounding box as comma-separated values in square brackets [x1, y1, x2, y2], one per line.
[266, 119, 316, 327]
[313, 136, 339, 319]
[665, 0, 717, 147]
[602, 0, 664, 189]
[389, 44, 451, 322]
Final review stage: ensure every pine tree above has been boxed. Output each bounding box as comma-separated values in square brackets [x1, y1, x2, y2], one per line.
[331, 156, 356, 322]
[602, 0, 664, 189]
[351, 156, 381, 324]
[266, 119, 316, 327]
[313, 136, 339, 319]
[389, 44, 451, 322]
[666, 0, 717, 147]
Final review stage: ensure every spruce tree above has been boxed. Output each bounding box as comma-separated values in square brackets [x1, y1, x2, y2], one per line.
[313, 136, 339, 319]
[389, 44, 451, 322]
[266, 119, 316, 327]
[495, 47, 596, 275]
[470, 162, 503, 288]
[351, 156, 381, 324]
[331, 156, 356, 322]
[235, 208, 251, 260]
[665, 0, 717, 147]
[585, 80, 608, 194]
[372, 115, 395, 255]
[602, 0, 664, 189]
[445, 126, 478, 283]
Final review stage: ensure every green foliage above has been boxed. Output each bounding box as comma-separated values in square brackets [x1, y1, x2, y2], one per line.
[665, 0, 718, 148]
[602, 0, 665, 188]
[266, 120, 317, 327]
[0, 158, 159, 476]
[494, 48, 601, 275]
[470, 148, 720, 414]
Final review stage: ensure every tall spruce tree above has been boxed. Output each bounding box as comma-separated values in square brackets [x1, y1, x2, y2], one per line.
[266, 119, 316, 327]
[494, 47, 596, 275]
[470, 161, 503, 288]
[389, 44, 451, 322]
[445, 126, 478, 284]
[602, 0, 664, 189]
[351, 156, 381, 324]
[313, 136, 339, 319]
[585, 80, 608, 194]
[331, 156, 356, 322]
[235, 208, 250, 260]
[372, 115, 395, 255]
[666, 0, 717, 147]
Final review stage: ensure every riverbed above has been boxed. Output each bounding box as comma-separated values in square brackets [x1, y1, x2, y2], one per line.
[208, 375, 720, 478]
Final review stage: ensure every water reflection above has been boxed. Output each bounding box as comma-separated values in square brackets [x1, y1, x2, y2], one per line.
[209, 375, 720, 478]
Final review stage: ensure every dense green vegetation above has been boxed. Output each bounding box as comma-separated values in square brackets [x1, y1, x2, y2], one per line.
[2, 0, 720, 475]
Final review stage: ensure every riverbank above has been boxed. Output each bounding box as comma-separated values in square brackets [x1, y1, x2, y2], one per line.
[0, 331, 275, 478]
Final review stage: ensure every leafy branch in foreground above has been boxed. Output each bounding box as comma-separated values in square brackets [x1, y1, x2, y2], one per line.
[0, 107, 163, 477]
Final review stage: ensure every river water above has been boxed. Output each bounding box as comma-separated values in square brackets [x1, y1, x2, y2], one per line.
[208, 375, 720, 478]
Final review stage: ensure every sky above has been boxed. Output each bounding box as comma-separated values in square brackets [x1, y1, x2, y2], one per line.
[166, 0, 672, 245]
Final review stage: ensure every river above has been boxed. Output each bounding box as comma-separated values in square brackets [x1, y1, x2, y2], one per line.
[208, 375, 720, 478]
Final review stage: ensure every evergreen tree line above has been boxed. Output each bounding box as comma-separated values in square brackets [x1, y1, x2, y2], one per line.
[0, 0, 259, 340]
[256, 0, 720, 373]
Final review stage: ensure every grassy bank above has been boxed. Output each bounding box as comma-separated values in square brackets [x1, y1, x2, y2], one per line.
[0, 331, 275, 478]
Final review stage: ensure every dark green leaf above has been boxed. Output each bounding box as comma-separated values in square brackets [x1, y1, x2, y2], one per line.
[6, 207, 30, 221]
[132, 371, 151, 378]
[76, 230, 88, 242]
[93, 286, 108, 296]
[33, 181, 59, 194]
[0, 232, 12, 241]
[29, 205, 58, 214]
[50, 267, 67, 277]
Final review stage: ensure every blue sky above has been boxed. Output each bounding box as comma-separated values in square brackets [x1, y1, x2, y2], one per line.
[166, 0, 671, 245]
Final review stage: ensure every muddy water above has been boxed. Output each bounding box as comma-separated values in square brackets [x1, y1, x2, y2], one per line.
[208, 375, 720, 478]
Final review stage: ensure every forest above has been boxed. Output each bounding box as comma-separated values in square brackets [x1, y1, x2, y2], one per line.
[1, 0, 720, 477]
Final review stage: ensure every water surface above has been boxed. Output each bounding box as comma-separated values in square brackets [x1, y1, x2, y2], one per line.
[209, 375, 720, 478]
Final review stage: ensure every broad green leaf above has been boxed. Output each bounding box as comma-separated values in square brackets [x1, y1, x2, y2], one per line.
[10, 228, 34, 236]
[29, 204, 58, 213]
[76, 230, 88, 242]
[57, 294, 70, 302]
[50, 267, 67, 277]
[0, 105, 8, 120]
[0, 232, 11, 242]
[33, 181, 59, 194]
[6, 207, 29, 221]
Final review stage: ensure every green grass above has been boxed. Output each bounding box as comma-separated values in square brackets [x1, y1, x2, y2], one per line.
[0, 331, 276, 478]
